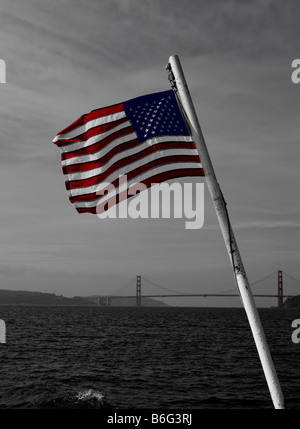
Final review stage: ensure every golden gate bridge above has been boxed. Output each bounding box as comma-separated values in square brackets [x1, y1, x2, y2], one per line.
[91, 270, 300, 308]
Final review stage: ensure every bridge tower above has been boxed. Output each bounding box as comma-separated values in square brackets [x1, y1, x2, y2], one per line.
[136, 275, 142, 307]
[278, 270, 283, 307]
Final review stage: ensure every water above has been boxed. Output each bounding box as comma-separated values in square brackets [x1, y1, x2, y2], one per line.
[0, 306, 299, 409]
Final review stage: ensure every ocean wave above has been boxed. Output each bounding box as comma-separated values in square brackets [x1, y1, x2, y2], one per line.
[39, 388, 106, 409]
[75, 388, 104, 404]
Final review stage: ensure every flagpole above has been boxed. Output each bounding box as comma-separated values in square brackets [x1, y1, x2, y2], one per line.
[166, 54, 285, 409]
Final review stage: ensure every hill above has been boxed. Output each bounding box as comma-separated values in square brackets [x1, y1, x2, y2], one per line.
[0, 289, 97, 306]
[281, 295, 300, 309]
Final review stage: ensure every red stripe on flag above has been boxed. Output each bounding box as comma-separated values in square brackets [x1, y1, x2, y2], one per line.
[56, 103, 124, 138]
[61, 126, 134, 161]
[56, 117, 129, 147]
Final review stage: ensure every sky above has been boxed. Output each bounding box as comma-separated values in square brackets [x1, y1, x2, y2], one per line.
[0, 0, 300, 307]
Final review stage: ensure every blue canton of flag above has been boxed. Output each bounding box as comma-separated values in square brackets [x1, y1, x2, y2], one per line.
[124, 90, 189, 143]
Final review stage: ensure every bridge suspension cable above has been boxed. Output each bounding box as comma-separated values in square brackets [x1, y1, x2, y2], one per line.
[282, 271, 300, 289]
[112, 277, 136, 296]
[143, 276, 239, 297]
[249, 271, 278, 288]
[142, 276, 188, 295]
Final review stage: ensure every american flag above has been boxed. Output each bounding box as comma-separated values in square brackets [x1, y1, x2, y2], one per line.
[53, 90, 204, 214]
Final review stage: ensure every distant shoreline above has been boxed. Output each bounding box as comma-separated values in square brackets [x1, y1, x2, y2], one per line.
[0, 289, 168, 307]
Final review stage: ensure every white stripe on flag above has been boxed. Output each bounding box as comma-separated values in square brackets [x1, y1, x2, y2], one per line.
[59, 120, 132, 154]
[61, 131, 137, 167]
[53, 111, 126, 142]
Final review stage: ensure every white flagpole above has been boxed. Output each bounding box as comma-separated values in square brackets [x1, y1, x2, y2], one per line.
[167, 54, 285, 409]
